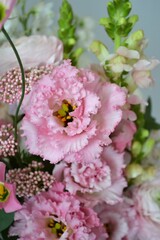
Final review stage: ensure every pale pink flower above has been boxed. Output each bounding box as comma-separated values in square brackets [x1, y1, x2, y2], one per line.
[9, 182, 100, 240]
[112, 90, 137, 152]
[22, 60, 126, 164]
[53, 146, 127, 207]
[132, 59, 160, 88]
[0, 161, 21, 213]
[0, 35, 63, 76]
[116, 46, 140, 59]
[0, 0, 16, 29]
[94, 198, 139, 240]
[106, 46, 140, 74]
[112, 120, 136, 152]
[132, 175, 160, 240]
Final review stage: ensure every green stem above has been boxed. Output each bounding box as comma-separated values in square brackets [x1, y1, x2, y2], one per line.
[1, 27, 25, 143]
[114, 34, 121, 51]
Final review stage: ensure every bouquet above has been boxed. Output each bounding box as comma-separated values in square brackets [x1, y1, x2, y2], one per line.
[0, 0, 160, 239]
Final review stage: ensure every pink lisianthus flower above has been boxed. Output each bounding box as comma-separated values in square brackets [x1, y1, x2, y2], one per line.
[132, 59, 160, 88]
[0, 161, 21, 213]
[131, 175, 160, 240]
[21, 60, 126, 164]
[0, 35, 63, 76]
[53, 146, 127, 207]
[0, 0, 16, 29]
[94, 198, 139, 240]
[9, 182, 100, 240]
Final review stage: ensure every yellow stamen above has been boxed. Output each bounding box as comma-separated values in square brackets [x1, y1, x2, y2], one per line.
[0, 183, 10, 202]
[48, 218, 67, 237]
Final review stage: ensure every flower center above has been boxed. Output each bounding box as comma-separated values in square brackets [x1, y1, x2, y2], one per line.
[48, 218, 67, 238]
[0, 3, 6, 22]
[105, 223, 114, 237]
[53, 100, 76, 127]
[0, 182, 10, 202]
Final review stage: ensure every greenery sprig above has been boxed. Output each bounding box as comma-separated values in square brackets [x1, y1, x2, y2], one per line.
[58, 0, 83, 66]
[100, 0, 138, 50]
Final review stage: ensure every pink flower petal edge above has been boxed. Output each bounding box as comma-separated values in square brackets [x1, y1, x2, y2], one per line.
[0, 161, 21, 213]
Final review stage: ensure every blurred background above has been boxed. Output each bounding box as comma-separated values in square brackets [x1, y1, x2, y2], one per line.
[28, 0, 160, 121]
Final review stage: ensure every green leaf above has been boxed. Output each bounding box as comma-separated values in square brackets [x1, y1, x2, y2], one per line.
[0, 209, 14, 232]
[1, 227, 17, 239]
[144, 98, 160, 131]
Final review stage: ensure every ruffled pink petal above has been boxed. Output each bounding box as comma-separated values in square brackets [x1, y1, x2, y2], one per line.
[102, 146, 125, 180]
[64, 138, 103, 163]
[96, 83, 126, 140]
[113, 120, 137, 152]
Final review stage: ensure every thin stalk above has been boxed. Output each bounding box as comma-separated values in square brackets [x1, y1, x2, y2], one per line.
[1, 27, 25, 143]
[114, 34, 121, 51]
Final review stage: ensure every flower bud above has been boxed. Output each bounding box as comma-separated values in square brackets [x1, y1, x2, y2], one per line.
[142, 138, 155, 158]
[125, 163, 143, 179]
[135, 165, 156, 184]
[131, 141, 142, 157]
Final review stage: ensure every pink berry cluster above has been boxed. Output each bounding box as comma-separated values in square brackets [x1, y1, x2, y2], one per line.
[6, 161, 55, 198]
[0, 65, 54, 103]
[0, 123, 17, 157]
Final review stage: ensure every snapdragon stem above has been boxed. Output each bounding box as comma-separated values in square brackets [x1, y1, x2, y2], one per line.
[2, 27, 25, 143]
[114, 34, 121, 51]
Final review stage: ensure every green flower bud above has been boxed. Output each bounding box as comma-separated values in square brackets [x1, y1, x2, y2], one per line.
[142, 138, 155, 158]
[128, 15, 139, 26]
[99, 17, 111, 29]
[125, 30, 144, 49]
[118, 17, 126, 26]
[131, 141, 142, 157]
[125, 163, 143, 179]
[135, 166, 156, 184]
[140, 129, 149, 140]
[90, 40, 109, 63]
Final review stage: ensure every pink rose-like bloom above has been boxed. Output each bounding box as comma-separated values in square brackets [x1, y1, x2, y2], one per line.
[22, 60, 126, 164]
[0, 161, 21, 213]
[0, 35, 63, 76]
[0, 0, 16, 29]
[9, 182, 100, 240]
[94, 199, 139, 240]
[53, 146, 127, 207]
[132, 176, 160, 240]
